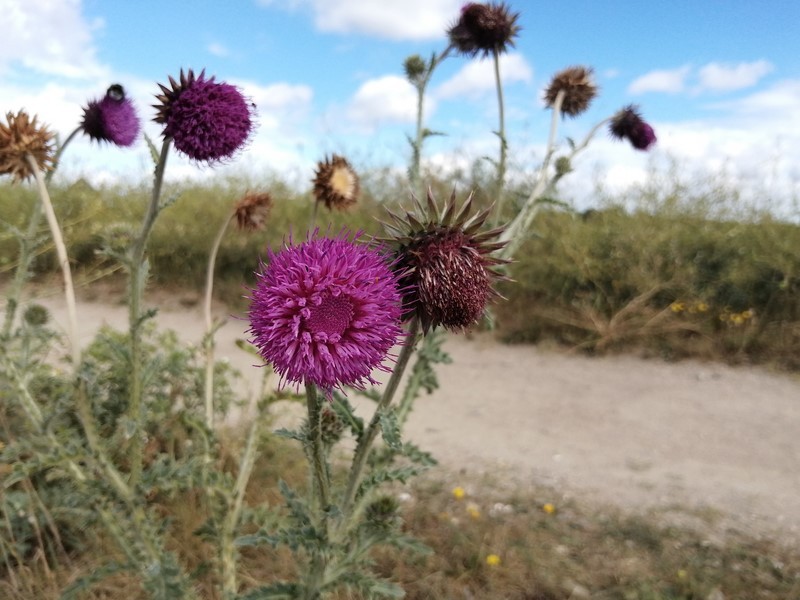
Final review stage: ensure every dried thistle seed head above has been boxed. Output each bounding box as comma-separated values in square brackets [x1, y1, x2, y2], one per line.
[609, 105, 657, 151]
[544, 66, 598, 117]
[0, 110, 56, 182]
[153, 68, 255, 162]
[81, 84, 141, 146]
[312, 154, 359, 210]
[382, 189, 509, 333]
[448, 2, 521, 58]
[234, 191, 272, 232]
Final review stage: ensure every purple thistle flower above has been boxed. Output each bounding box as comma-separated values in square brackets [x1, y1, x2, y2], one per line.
[609, 105, 657, 151]
[154, 69, 254, 162]
[247, 231, 404, 394]
[81, 84, 140, 147]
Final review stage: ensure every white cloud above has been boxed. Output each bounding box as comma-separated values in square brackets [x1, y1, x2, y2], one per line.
[628, 65, 691, 94]
[0, 0, 106, 79]
[256, 0, 462, 40]
[435, 53, 533, 100]
[207, 42, 231, 58]
[346, 75, 420, 128]
[696, 60, 774, 93]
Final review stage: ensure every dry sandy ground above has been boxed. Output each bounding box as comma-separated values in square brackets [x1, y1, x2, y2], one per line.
[26, 286, 800, 544]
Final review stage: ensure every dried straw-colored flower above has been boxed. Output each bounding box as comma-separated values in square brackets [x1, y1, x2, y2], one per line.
[312, 154, 359, 210]
[448, 2, 521, 58]
[0, 110, 56, 182]
[382, 189, 509, 333]
[544, 66, 598, 118]
[234, 191, 272, 232]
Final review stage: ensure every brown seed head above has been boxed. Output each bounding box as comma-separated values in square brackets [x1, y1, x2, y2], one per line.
[312, 154, 359, 210]
[448, 2, 521, 58]
[544, 66, 598, 117]
[381, 189, 510, 333]
[234, 191, 273, 232]
[0, 110, 56, 182]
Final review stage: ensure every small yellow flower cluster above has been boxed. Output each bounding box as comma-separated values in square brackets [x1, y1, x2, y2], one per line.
[542, 502, 556, 515]
[452, 486, 466, 500]
[485, 553, 501, 566]
[670, 300, 709, 314]
[720, 308, 755, 326]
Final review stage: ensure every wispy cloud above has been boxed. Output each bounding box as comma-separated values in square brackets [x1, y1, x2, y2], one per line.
[345, 75, 420, 128]
[628, 65, 691, 94]
[207, 42, 231, 58]
[435, 53, 533, 100]
[1, 0, 107, 79]
[256, 0, 462, 40]
[696, 60, 774, 93]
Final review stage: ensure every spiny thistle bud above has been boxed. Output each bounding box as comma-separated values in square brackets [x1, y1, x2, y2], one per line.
[234, 191, 272, 232]
[609, 105, 657, 151]
[382, 189, 509, 333]
[403, 55, 427, 83]
[81, 84, 140, 147]
[312, 154, 359, 211]
[365, 496, 401, 533]
[554, 156, 572, 179]
[544, 66, 598, 118]
[153, 68, 255, 162]
[0, 110, 56, 182]
[23, 303, 50, 327]
[319, 407, 345, 445]
[448, 2, 521, 58]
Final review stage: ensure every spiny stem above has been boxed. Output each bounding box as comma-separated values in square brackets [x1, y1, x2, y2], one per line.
[128, 137, 171, 487]
[26, 155, 79, 368]
[341, 317, 421, 516]
[305, 382, 331, 512]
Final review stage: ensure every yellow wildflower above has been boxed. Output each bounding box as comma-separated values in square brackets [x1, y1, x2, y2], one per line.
[731, 314, 745, 326]
[452, 486, 466, 500]
[742, 309, 754, 320]
[677, 569, 688, 579]
[466, 502, 481, 519]
[670, 301, 685, 313]
[485, 554, 501, 566]
[543, 503, 556, 514]
[696, 302, 709, 313]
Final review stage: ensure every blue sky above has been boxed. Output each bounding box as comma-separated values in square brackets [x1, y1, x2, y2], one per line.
[2, 0, 799, 209]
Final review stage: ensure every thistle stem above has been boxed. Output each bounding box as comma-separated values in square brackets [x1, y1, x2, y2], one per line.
[26, 155, 79, 368]
[491, 48, 508, 227]
[203, 213, 234, 430]
[341, 317, 421, 516]
[305, 382, 331, 512]
[128, 137, 171, 487]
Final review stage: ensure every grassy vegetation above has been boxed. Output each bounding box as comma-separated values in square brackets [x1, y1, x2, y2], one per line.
[2, 169, 799, 369]
[2, 431, 799, 600]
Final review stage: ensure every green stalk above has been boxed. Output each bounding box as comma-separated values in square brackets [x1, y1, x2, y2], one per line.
[305, 382, 331, 512]
[128, 137, 171, 487]
[341, 317, 421, 516]
[203, 213, 234, 430]
[490, 47, 508, 228]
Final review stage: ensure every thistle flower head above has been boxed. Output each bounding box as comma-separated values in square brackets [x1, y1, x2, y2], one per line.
[312, 154, 359, 211]
[234, 191, 272, 232]
[247, 231, 403, 394]
[403, 54, 427, 83]
[154, 68, 254, 162]
[448, 2, 521, 58]
[609, 105, 657, 151]
[0, 110, 56, 182]
[81, 84, 141, 147]
[382, 189, 509, 333]
[544, 66, 598, 118]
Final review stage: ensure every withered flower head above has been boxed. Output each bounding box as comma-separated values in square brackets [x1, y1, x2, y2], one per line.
[81, 84, 140, 146]
[609, 105, 657, 151]
[234, 191, 273, 232]
[403, 54, 427, 83]
[312, 154, 360, 210]
[153, 68, 255, 162]
[448, 2, 521, 58]
[544, 66, 598, 118]
[0, 110, 56, 182]
[382, 189, 509, 333]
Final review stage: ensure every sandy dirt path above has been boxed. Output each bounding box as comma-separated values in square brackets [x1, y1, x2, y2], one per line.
[28, 287, 800, 544]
